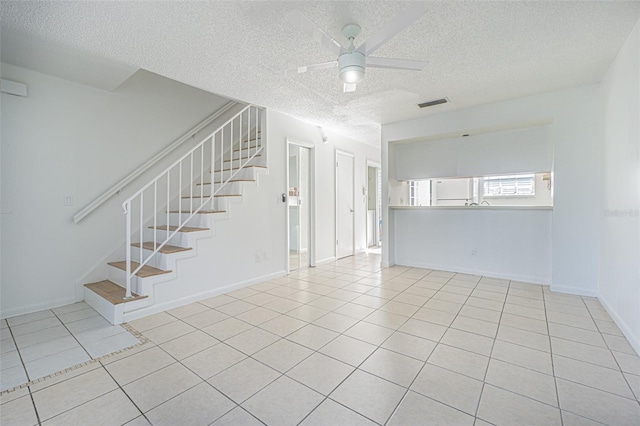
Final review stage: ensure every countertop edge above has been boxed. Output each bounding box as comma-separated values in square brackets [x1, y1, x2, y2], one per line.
[389, 206, 553, 211]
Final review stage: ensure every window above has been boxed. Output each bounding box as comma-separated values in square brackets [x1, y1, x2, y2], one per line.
[409, 181, 417, 206]
[409, 180, 431, 206]
[483, 174, 535, 197]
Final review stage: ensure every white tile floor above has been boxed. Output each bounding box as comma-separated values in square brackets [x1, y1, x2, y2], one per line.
[1, 252, 639, 425]
[0, 302, 140, 392]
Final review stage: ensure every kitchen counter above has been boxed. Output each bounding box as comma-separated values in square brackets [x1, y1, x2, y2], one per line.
[390, 205, 553, 211]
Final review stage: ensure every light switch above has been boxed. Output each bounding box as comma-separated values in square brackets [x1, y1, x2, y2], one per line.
[64, 195, 73, 206]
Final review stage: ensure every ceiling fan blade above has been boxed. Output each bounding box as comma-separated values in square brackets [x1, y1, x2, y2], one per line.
[366, 56, 427, 71]
[285, 61, 337, 77]
[356, 2, 429, 55]
[286, 11, 345, 57]
[343, 83, 357, 93]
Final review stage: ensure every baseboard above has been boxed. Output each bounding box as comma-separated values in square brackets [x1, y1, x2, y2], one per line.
[393, 259, 551, 285]
[598, 296, 640, 356]
[474, 269, 550, 286]
[549, 284, 598, 298]
[315, 256, 336, 266]
[1, 295, 78, 320]
[122, 270, 287, 323]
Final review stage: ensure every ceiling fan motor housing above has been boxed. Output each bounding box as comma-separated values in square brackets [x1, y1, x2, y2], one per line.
[338, 51, 366, 83]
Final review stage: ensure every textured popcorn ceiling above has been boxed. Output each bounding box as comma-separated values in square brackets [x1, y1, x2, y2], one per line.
[2, 1, 640, 146]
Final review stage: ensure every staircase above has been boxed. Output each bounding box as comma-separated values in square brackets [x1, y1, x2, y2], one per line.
[84, 104, 266, 325]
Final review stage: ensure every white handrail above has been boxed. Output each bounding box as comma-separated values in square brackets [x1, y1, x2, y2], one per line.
[122, 104, 264, 298]
[72, 101, 238, 224]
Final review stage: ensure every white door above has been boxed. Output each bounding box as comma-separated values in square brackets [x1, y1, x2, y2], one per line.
[336, 151, 354, 259]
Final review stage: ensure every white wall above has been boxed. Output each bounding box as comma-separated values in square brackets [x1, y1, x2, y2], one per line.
[393, 208, 552, 284]
[0, 65, 233, 317]
[599, 18, 640, 354]
[382, 84, 602, 296]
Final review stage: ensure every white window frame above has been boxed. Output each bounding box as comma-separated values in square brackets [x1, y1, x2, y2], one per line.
[409, 181, 418, 206]
[483, 174, 535, 198]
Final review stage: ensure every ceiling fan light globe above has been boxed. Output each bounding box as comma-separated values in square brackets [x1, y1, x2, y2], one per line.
[338, 51, 366, 83]
[340, 67, 364, 83]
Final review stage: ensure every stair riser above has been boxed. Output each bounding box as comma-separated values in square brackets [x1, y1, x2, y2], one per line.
[143, 228, 211, 247]
[238, 140, 261, 150]
[210, 167, 257, 182]
[166, 212, 210, 228]
[228, 147, 260, 161]
[172, 197, 226, 212]
[84, 286, 151, 325]
[197, 181, 242, 195]
[107, 264, 175, 296]
[131, 246, 195, 270]
[107, 267, 142, 293]
[212, 156, 266, 173]
[180, 197, 234, 211]
[130, 249, 167, 270]
[145, 214, 207, 230]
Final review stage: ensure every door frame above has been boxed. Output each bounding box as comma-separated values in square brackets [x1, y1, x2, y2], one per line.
[285, 138, 316, 273]
[335, 149, 355, 259]
[366, 159, 381, 248]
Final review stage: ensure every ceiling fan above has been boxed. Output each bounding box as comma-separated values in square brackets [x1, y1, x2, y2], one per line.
[286, 3, 429, 93]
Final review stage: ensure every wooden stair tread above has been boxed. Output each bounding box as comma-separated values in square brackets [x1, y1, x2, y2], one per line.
[132, 242, 192, 254]
[168, 210, 226, 214]
[197, 180, 255, 185]
[233, 145, 260, 152]
[223, 154, 261, 163]
[108, 261, 172, 278]
[182, 194, 241, 198]
[85, 280, 148, 305]
[149, 225, 209, 232]
[211, 165, 267, 173]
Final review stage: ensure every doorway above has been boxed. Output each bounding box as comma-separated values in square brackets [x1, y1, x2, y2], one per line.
[336, 150, 355, 259]
[367, 162, 382, 250]
[287, 142, 313, 272]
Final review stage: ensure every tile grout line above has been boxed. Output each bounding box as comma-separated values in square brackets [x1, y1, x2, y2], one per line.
[542, 279, 564, 426]
[4, 319, 42, 424]
[48, 309, 96, 364]
[582, 296, 640, 406]
[3, 315, 31, 389]
[475, 277, 509, 423]
[27, 386, 42, 426]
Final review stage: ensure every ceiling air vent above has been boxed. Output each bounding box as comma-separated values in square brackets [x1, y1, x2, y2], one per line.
[418, 98, 448, 108]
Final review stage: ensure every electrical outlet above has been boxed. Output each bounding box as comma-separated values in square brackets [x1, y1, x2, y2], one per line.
[255, 251, 262, 262]
[471, 249, 477, 257]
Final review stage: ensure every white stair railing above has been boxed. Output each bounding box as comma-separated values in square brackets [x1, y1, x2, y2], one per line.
[121, 104, 264, 298]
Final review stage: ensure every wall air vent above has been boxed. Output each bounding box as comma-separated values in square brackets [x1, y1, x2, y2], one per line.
[418, 98, 448, 108]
